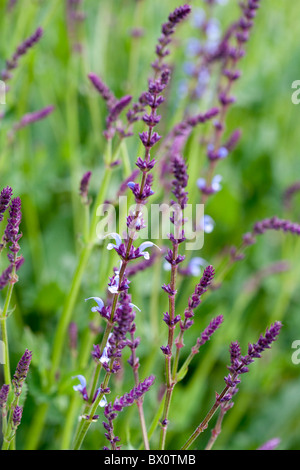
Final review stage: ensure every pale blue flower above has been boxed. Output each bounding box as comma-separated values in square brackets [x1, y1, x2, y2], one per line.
[73, 374, 86, 393]
[130, 303, 141, 312]
[218, 147, 229, 159]
[211, 175, 222, 192]
[193, 8, 206, 28]
[200, 215, 215, 233]
[138, 241, 159, 260]
[85, 296, 105, 312]
[105, 232, 123, 251]
[188, 257, 208, 276]
[73, 375, 107, 407]
[72, 375, 88, 401]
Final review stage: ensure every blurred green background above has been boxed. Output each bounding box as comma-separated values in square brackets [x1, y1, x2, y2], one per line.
[1, 0, 300, 450]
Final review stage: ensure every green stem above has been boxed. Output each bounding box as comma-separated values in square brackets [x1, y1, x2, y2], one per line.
[0, 317, 11, 388]
[130, 331, 150, 450]
[0, 269, 16, 387]
[181, 375, 236, 450]
[159, 243, 178, 450]
[48, 243, 92, 385]
[73, 371, 111, 450]
[24, 402, 49, 450]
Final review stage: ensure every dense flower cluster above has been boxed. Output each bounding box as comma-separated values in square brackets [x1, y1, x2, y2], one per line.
[220, 322, 282, 402]
[0, 189, 24, 290]
[0, 187, 13, 223]
[102, 375, 155, 449]
[12, 349, 33, 397]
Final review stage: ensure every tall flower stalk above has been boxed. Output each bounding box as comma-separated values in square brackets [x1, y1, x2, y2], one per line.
[0, 190, 24, 387]
[71, 5, 192, 450]
[181, 322, 282, 449]
[1, 349, 32, 450]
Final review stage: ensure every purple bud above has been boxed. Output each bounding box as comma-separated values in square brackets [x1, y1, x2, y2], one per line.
[79, 171, 92, 202]
[0, 187, 13, 223]
[0, 384, 10, 409]
[12, 348, 32, 396]
[14, 106, 54, 131]
[12, 405, 23, 428]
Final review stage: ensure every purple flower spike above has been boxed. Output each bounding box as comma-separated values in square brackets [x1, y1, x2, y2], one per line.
[253, 217, 300, 237]
[12, 348, 32, 396]
[0, 186, 13, 223]
[171, 154, 189, 210]
[1, 27, 43, 81]
[224, 322, 282, 392]
[188, 265, 215, 310]
[13, 105, 54, 131]
[106, 95, 132, 126]
[168, 5, 192, 25]
[0, 255, 24, 290]
[4, 197, 22, 256]
[79, 171, 92, 203]
[88, 73, 116, 109]
[258, 438, 281, 451]
[12, 405, 23, 429]
[0, 384, 10, 409]
[196, 315, 224, 347]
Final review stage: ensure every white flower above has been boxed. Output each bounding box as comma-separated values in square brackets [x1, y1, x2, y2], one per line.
[138, 241, 160, 260]
[85, 296, 105, 312]
[72, 375, 87, 393]
[104, 232, 123, 251]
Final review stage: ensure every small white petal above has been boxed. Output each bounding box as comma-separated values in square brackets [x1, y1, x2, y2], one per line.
[138, 241, 160, 259]
[72, 375, 86, 391]
[104, 233, 122, 247]
[130, 303, 141, 312]
[107, 242, 117, 251]
[99, 395, 107, 407]
[108, 285, 119, 294]
[85, 297, 104, 310]
[100, 346, 109, 364]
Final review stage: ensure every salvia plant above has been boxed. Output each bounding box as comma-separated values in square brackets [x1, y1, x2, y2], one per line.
[0, 0, 299, 451]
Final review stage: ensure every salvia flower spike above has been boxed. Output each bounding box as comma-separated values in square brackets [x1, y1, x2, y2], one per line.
[12, 349, 32, 397]
[0, 187, 13, 223]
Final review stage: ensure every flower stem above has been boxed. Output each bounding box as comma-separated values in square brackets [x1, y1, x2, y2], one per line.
[159, 243, 178, 450]
[130, 331, 150, 450]
[181, 380, 235, 450]
[72, 371, 111, 450]
[0, 266, 16, 387]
